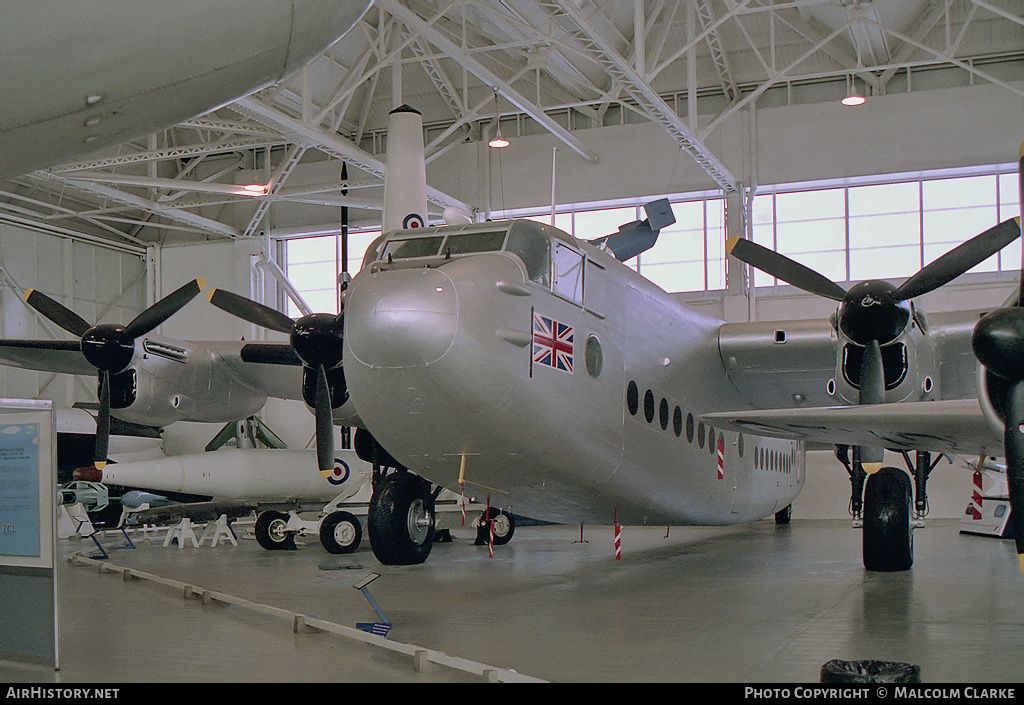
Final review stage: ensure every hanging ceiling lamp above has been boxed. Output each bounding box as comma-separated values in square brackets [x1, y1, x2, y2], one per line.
[488, 91, 509, 148]
[841, 75, 866, 107]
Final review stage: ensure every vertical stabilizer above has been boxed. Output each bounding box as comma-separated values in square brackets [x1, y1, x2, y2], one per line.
[383, 105, 428, 232]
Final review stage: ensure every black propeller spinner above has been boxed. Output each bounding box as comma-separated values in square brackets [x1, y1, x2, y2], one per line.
[727, 209, 1021, 470]
[206, 288, 347, 473]
[23, 278, 205, 469]
[970, 142, 1024, 572]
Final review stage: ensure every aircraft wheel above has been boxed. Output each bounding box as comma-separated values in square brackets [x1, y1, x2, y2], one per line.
[476, 507, 516, 546]
[255, 511, 296, 551]
[862, 467, 913, 572]
[368, 472, 434, 565]
[319, 511, 362, 554]
[775, 505, 793, 525]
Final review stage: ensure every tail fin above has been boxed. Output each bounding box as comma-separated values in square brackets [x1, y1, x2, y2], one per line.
[590, 198, 675, 262]
[382, 105, 428, 232]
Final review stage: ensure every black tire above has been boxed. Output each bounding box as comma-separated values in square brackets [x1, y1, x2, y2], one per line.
[476, 507, 516, 546]
[863, 467, 913, 572]
[367, 472, 434, 565]
[319, 511, 362, 554]
[255, 511, 296, 551]
[775, 504, 793, 525]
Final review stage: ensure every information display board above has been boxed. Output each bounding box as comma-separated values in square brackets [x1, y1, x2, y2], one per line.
[0, 399, 57, 667]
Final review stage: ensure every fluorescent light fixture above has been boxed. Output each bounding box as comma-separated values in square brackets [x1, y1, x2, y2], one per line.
[243, 184, 267, 195]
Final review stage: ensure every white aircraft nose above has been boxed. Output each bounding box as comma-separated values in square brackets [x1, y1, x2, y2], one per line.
[283, 1, 373, 76]
[347, 268, 458, 368]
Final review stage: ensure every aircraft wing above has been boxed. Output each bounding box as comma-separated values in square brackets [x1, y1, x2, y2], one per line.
[0, 339, 95, 376]
[203, 341, 304, 402]
[703, 398, 1001, 458]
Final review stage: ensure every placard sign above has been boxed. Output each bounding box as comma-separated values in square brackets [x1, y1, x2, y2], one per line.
[0, 400, 57, 668]
[0, 422, 42, 558]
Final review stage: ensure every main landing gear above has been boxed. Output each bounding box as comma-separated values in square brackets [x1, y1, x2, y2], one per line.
[837, 446, 941, 572]
[367, 468, 437, 565]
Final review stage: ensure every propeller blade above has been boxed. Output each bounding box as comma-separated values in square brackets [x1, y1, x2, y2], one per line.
[314, 365, 334, 473]
[1003, 380, 1024, 572]
[207, 289, 296, 335]
[855, 339, 886, 472]
[894, 218, 1021, 302]
[1017, 140, 1023, 306]
[858, 339, 885, 406]
[95, 370, 111, 470]
[725, 237, 847, 301]
[123, 278, 205, 339]
[23, 289, 92, 337]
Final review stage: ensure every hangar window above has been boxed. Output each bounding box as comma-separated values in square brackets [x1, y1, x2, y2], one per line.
[751, 167, 1020, 290]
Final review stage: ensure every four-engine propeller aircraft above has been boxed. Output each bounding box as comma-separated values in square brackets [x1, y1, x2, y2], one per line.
[205, 121, 1022, 571]
[1, 99, 1021, 572]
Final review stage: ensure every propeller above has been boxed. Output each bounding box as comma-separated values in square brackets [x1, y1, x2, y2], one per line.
[728, 198, 1020, 473]
[971, 141, 1024, 572]
[206, 289, 346, 473]
[23, 278, 205, 469]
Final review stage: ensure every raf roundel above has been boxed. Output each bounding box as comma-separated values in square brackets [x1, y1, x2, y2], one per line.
[324, 459, 350, 485]
[403, 213, 425, 229]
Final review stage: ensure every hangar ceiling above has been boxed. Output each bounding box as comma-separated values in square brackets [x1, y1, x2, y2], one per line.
[0, 0, 1021, 248]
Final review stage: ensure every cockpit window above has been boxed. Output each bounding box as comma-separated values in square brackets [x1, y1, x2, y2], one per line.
[505, 221, 551, 286]
[381, 236, 444, 260]
[442, 230, 506, 256]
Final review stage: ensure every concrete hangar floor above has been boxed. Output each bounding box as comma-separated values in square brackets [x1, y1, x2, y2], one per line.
[2, 518, 1021, 683]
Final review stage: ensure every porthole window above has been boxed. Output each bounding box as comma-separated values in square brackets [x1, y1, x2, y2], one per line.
[708, 428, 716, 454]
[737, 433, 744, 458]
[673, 406, 682, 437]
[659, 398, 669, 430]
[626, 381, 639, 416]
[644, 389, 655, 423]
[686, 413, 694, 443]
[697, 421, 706, 448]
[585, 335, 603, 378]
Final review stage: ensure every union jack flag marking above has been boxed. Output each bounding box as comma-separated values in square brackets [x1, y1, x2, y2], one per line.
[532, 313, 574, 374]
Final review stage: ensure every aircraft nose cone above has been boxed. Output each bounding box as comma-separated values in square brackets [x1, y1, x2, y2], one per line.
[347, 268, 458, 368]
[283, 1, 373, 76]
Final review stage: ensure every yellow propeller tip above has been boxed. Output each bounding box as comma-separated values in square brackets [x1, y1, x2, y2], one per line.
[725, 236, 740, 253]
[1018, 553, 1024, 575]
[94, 461, 107, 471]
[196, 277, 206, 291]
[862, 462, 883, 475]
[205, 288, 217, 302]
[1018, 141, 1024, 160]
[23, 288, 33, 301]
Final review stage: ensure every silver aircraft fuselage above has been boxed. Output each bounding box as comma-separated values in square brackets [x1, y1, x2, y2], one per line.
[343, 220, 803, 526]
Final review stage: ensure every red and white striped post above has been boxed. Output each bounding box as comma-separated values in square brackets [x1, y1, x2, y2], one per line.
[487, 494, 494, 558]
[614, 509, 621, 561]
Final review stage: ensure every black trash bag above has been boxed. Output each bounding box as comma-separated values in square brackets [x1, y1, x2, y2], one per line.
[821, 659, 921, 683]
